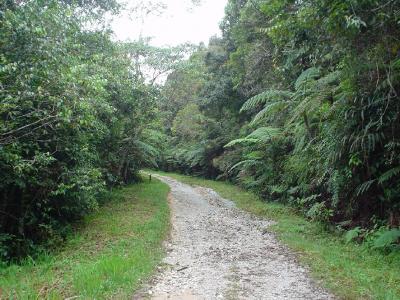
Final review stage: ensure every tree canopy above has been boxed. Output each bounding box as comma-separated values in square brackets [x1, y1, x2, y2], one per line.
[1, 0, 400, 261]
[0, 0, 177, 260]
[158, 0, 400, 249]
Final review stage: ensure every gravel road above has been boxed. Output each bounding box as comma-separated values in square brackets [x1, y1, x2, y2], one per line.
[134, 175, 335, 300]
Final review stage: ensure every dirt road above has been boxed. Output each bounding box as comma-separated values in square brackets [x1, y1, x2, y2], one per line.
[135, 175, 334, 300]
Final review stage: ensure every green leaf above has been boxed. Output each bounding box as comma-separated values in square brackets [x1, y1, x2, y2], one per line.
[372, 229, 400, 249]
[344, 227, 362, 243]
[240, 90, 293, 112]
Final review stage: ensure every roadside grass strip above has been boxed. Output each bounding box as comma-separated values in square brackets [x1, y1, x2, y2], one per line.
[152, 170, 400, 300]
[0, 178, 170, 299]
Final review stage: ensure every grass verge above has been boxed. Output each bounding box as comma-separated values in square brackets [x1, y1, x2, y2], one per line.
[0, 178, 170, 299]
[152, 170, 400, 300]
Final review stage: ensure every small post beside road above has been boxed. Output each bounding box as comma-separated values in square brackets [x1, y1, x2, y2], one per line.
[149, 174, 152, 182]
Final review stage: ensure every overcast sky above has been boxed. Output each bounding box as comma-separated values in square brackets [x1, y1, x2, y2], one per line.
[111, 0, 227, 47]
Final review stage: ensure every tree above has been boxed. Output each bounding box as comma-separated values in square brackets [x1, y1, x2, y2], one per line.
[0, 0, 162, 260]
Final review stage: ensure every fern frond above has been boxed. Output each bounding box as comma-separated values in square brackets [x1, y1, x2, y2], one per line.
[128, 140, 159, 167]
[378, 167, 400, 184]
[251, 101, 289, 124]
[391, 58, 400, 69]
[247, 126, 282, 142]
[184, 147, 205, 167]
[224, 138, 259, 148]
[316, 70, 341, 86]
[290, 90, 330, 123]
[228, 159, 262, 173]
[355, 179, 376, 196]
[132, 140, 159, 156]
[240, 90, 293, 112]
[224, 127, 282, 148]
[244, 151, 264, 159]
[295, 67, 320, 90]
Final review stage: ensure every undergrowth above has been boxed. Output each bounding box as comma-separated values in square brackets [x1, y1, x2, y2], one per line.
[152, 170, 400, 300]
[0, 178, 170, 299]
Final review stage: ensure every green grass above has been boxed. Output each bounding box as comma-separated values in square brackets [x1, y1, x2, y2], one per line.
[0, 178, 170, 299]
[151, 170, 400, 300]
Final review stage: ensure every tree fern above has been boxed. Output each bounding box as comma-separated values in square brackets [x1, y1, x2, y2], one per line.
[240, 90, 293, 112]
[294, 67, 320, 90]
[248, 127, 282, 142]
[184, 147, 205, 167]
[244, 151, 264, 160]
[224, 137, 260, 148]
[290, 91, 330, 124]
[228, 159, 262, 173]
[251, 101, 290, 124]
[378, 167, 400, 184]
[355, 179, 376, 196]
[131, 140, 159, 167]
[316, 70, 341, 86]
[225, 127, 282, 147]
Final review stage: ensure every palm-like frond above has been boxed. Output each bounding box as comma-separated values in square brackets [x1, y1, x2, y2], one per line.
[251, 101, 290, 124]
[224, 127, 282, 148]
[248, 127, 282, 142]
[131, 140, 159, 167]
[184, 147, 205, 167]
[240, 90, 293, 112]
[378, 166, 400, 184]
[224, 137, 260, 148]
[355, 179, 376, 196]
[290, 90, 331, 123]
[228, 159, 263, 173]
[295, 67, 320, 90]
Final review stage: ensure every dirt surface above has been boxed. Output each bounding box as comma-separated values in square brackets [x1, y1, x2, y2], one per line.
[134, 175, 335, 300]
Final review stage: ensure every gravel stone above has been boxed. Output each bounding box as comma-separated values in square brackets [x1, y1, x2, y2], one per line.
[134, 175, 335, 300]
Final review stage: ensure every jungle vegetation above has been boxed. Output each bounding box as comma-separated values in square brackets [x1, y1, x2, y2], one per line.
[1, 0, 400, 262]
[159, 0, 400, 252]
[0, 0, 185, 261]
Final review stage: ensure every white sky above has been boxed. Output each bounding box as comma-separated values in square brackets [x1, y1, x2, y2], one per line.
[111, 0, 227, 47]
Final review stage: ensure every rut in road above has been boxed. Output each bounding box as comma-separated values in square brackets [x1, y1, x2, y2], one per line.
[134, 175, 335, 300]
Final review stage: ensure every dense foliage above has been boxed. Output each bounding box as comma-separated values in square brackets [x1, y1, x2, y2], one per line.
[2, 0, 400, 261]
[0, 0, 166, 260]
[159, 0, 400, 248]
